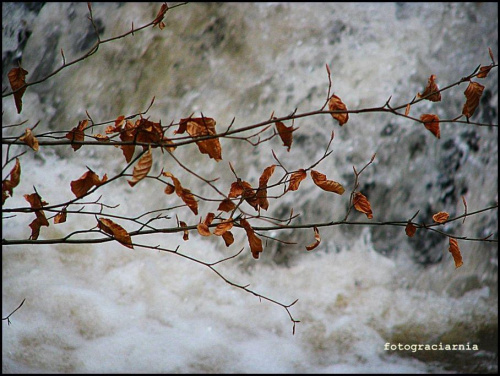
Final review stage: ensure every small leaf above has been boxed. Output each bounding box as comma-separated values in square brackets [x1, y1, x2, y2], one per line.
[476, 65, 493, 78]
[163, 172, 198, 215]
[462, 81, 484, 119]
[240, 218, 263, 259]
[222, 231, 234, 247]
[214, 220, 233, 236]
[405, 222, 417, 237]
[65, 120, 88, 151]
[257, 164, 276, 210]
[305, 226, 321, 251]
[448, 237, 463, 268]
[432, 211, 449, 223]
[405, 104, 411, 116]
[353, 192, 373, 219]
[128, 146, 153, 187]
[2, 158, 21, 204]
[287, 169, 307, 192]
[417, 74, 441, 102]
[217, 198, 236, 212]
[24, 192, 49, 240]
[328, 94, 348, 126]
[97, 217, 133, 249]
[54, 207, 67, 224]
[311, 170, 344, 195]
[19, 128, 39, 151]
[70, 169, 108, 198]
[420, 114, 440, 139]
[274, 119, 294, 152]
[197, 223, 211, 237]
[179, 220, 189, 241]
[8, 66, 29, 114]
[178, 117, 222, 161]
[153, 3, 168, 28]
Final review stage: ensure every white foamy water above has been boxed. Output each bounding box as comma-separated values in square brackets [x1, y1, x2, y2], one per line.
[2, 3, 498, 373]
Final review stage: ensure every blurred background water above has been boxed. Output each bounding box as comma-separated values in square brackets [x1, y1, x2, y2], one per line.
[2, 2, 498, 373]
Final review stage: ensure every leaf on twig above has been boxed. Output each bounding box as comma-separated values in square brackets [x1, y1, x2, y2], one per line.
[97, 217, 133, 249]
[240, 218, 263, 259]
[222, 231, 234, 247]
[8, 66, 29, 114]
[65, 119, 88, 151]
[405, 222, 417, 237]
[274, 119, 295, 152]
[163, 172, 198, 215]
[24, 192, 49, 240]
[311, 170, 344, 195]
[448, 237, 463, 268]
[417, 74, 441, 102]
[19, 128, 39, 151]
[153, 3, 168, 29]
[476, 65, 493, 78]
[2, 158, 21, 204]
[405, 104, 411, 116]
[217, 198, 236, 212]
[353, 192, 373, 219]
[197, 212, 215, 236]
[462, 81, 484, 119]
[305, 226, 321, 251]
[432, 211, 449, 223]
[328, 94, 348, 126]
[177, 117, 222, 161]
[70, 169, 108, 198]
[214, 219, 234, 236]
[54, 207, 67, 224]
[128, 146, 153, 187]
[287, 169, 307, 192]
[257, 164, 276, 210]
[228, 180, 259, 211]
[179, 220, 189, 241]
[420, 114, 440, 139]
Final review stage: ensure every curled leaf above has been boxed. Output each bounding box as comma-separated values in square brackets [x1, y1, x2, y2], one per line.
[128, 146, 153, 187]
[405, 222, 417, 237]
[353, 192, 373, 219]
[153, 3, 168, 29]
[476, 65, 493, 78]
[163, 172, 198, 215]
[417, 74, 441, 102]
[218, 198, 236, 212]
[24, 192, 49, 240]
[311, 170, 344, 195]
[222, 231, 234, 247]
[306, 226, 321, 251]
[8, 66, 29, 114]
[177, 117, 222, 161]
[420, 114, 440, 139]
[70, 169, 108, 198]
[65, 119, 88, 151]
[214, 219, 233, 236]
[448, 237, 463, 268]
[274, 118, 294, 152]
[97, 217, 133, 249]
[197, 223, 211, 237]
[240, 218, 263, 259]
[257, 164, 276, 210]
[287, 169, 307, 192]
[432, 211, 449, 223]
[54, 207, 67, 224]
[328, 94, 348, 126]
[19, 128, 39, 151]
[179, 221, 189, 241]
[462, 81, 484, 119]
[2, 158, 21, 204]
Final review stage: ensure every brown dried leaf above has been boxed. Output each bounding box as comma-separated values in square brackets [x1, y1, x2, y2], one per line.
[328, 94, 349, 126]
[94, 134, 110, 142]
[287, 169, 307, 192]
[179, 221, 189, 241]
[476, 65, 493, 78]
[240, 218, 263, 259]
[19, 128, 39, 151]
[24, 192, 49, 240]
[65, 120, 88, 151]
[405, 222, 417, 237]
[164, 183, 175, 195]
[420, 114, 440, 139]
[163, 172, 198, 215]
[306, 226, 321, 251]
[218, 198, 236, 212]
[417, 74, 441, 102]
[405, 103, 411, 116]
[98, 217, 133, 249]
[128, 147, 153, 187]
[257, 164, 276, 210]
[462, 81, 485, 119]
[214, 220, 233, 236]
[222, 231, 234, 247]
[448, 237, 463, 268]
[70, 169, 108, 198]
[2, 158, 21, 203]
[179, 117, 222, 161]
[153, 3, 168, 28]
[197, 223, 211, 237]
[8, 66, 29, 114]
[432, 211, 449, 223]
[54, 207, 67, 224]
[353, 192, 373, 219]
[119, 120, 136, 163]
[311, 170, 345, 195]
[275, 119, 294, 152]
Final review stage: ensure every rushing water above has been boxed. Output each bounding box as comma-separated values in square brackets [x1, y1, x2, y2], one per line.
[2, 2, 498, 373]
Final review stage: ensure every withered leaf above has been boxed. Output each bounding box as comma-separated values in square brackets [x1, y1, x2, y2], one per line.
[24, 192, 49, 240]
[65, 120, 89, 151]
[353, 192, 373, 219]
[197, 223, 211, 237]
[218, 198, 236, 212]
[222, 231, 234, 247]
[448, 237, 463, 268]
[420, 114, 440, 139]
[106, 115, 126, 134]
[8, 66, 29, 114]
[19, 128, 39, 151]
[97, 217, 133, 249]
[179, 220, 189, 241]
[417, 74, 441, 102]
[240, 218, 263, 259]
[405, 104, 411, 116]
[178, 117, 222, 161]
[2, 158, 21, 204]
[287, 169, 307, 192]
[228, 180, 259, 210]
[128, 146, 153, 187]
[54, 207, 67, 224]
[432, 211, 449, 223]
[163, 172, 198, 215]
[153, 3, 168, 29]
[70, 169, 108, 198]
[257, 164, 276, 210]
[94, 134, 110, 142]
[214, 219, 233, 236]
[476, 65, 493, 78]
[405, 222, 417, 237]
[462, 81, 484, 119]
[274, 119, 294, 152]
[311, 170, 345, 195]
[305, 226, 321, 251]
[328, 94, 349, 126]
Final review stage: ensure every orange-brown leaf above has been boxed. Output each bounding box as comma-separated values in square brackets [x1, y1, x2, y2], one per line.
[287, 169, 307, 192]
[214, 220, 233, 236]
[405, 222, 417, 237]
[197, 223, 211, 236]
[98, 217, 133, 249]
[306, 226, 321, 251]
[65, 120, 89, 151]
[119, 120, 136, 163]
[163, 172, 198, 215]
[94, 134, 110, 142]
[257, 164, 276, 210]
[178, 117, 222, 161]
[240, 218, 263, 259]
[218, 198, 236, 212]
[128, 147, 153, 187]
[476, 65, 493, 78]
[275, 120, 294, 152]
[328, 94, 349, 126]
[417, 74, 441, 102]
[2, 158, 21, 203]
[405, 104, 411, 116]
[19, 128, 39, 151]
[8, 66, 29, 114]
[70, 169, 108, 198]
[180, 221, 189, 241]
[448, 237, 463, 268]
[311, 170, 345, 195]
[54, 208, 67, 224]
[420, 114, 440, 139]
[222, 231, 234, 247]
[153, 3, 168, 28]
[462, 81, 485, 119]
[353, 192, 373, 219]
[432, 211, 449, 223]
[24, 192, 49, 240]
